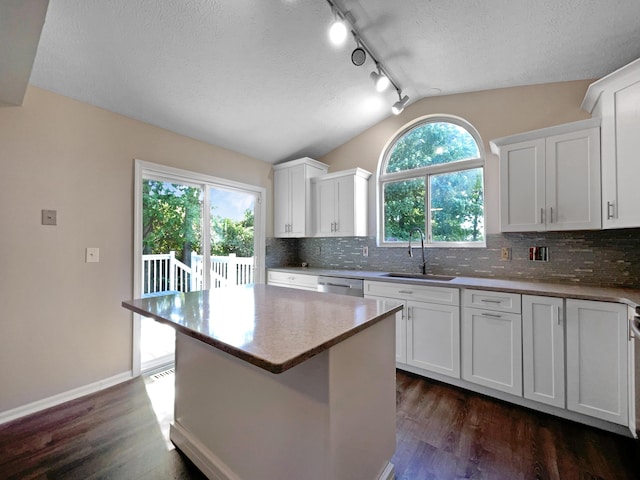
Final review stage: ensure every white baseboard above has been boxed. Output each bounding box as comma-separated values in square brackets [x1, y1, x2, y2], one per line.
[0, 371, 133, 425]
[170, 421, 241, 480]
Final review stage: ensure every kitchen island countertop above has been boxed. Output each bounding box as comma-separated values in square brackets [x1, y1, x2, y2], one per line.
[123, 283, 402, 374]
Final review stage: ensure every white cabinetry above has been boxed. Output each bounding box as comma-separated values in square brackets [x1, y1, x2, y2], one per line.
[491, 119, 601, 232]
[311, 168, 371, 237]
[522, 295, 565, 408]
[267, 270, 318, 291]
[273, 158, 328, 238]
[566, 299, 629, 425]
[364, 281, 460, 378]
[363, 295, 406, 363]
[582, 58, 640, 229]
[462, 289, 522, 396]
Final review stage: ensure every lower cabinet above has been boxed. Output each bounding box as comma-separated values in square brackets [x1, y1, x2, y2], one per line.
[364, 295, 406, 363]
[461, 289, 523, 396]
[462, 306, 523, 396]
[566, 299, 629, 425]
[364, 281, 460, 379]
[267, 271, 318, 291]
[407, 300, 460, 378]
[522, 295, 565, 408]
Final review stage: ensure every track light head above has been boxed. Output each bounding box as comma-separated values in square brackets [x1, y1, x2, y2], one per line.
[370, 68, 390, 92]
[392, 94, 410, 115]
[329, 15, 348, 45]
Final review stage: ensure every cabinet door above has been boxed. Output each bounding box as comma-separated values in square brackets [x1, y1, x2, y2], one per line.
[314, 178, 336, 236]
[604, 79, 640, 228]
[334, 176, 355, 236]
[522, 296, 565, 408]
[288, 164, 307, 236]
[545, 127, 601, 230]
[365, 295, 406, 364]
[462, 307, 522, 395]
[407, 301, 460, 378]
[566, 299, 629, 425]
[499, 138, 546, 232]
[273, 168, 291, 237]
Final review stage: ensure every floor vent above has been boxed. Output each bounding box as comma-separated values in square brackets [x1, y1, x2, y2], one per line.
[149, 368, 175, 381]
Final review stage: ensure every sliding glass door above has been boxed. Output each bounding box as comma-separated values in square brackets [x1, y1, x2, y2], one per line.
[133, 160, 265, 374]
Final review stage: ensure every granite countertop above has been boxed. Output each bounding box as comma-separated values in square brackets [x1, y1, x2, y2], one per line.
[122, 284, 402, 374]
[268, 267, 640, 307]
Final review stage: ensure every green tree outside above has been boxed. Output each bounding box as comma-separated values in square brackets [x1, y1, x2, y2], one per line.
[383, 122, 484, 243]
[143, 180, 254, 263]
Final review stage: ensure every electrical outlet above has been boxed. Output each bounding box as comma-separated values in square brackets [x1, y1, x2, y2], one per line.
[315, 246, 321, 255]
[529, 246, 549, 262]
[362, 246, 369, 257]
[501, 247, 511, 261]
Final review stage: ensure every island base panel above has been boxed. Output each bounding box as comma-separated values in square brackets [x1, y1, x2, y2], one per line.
[171, 317, 396, 480]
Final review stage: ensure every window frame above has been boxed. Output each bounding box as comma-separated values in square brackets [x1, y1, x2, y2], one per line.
[377, 114, 486, 248]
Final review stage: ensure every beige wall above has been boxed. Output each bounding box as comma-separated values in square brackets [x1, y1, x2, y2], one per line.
[319, 80, 593, 234]
[0, 86, 272, 413]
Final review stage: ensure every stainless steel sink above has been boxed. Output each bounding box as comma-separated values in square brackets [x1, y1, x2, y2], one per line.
[382, 272, 457, 281]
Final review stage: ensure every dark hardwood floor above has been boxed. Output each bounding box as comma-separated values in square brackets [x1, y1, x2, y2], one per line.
[1, 369, 638, 479]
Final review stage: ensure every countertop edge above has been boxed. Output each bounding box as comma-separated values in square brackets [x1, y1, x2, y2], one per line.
[268, 267, 640, 307]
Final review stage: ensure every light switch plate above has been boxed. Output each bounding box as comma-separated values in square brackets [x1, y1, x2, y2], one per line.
[501, 247, 511, 261]
[362, 246, 369, 257]
[42, 209, 57, 226]
[86, 247, 100, 263]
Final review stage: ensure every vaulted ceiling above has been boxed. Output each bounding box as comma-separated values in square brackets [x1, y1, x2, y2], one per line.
[10, 0, 640, 163]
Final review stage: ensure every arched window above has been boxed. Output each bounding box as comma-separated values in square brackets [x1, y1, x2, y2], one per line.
[378, 115, 485, 246]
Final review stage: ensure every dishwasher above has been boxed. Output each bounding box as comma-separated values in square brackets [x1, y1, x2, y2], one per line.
[317, 276, 364, 297]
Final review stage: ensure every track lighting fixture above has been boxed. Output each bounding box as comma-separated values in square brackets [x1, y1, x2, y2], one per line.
[392, 92, 410, 115]
[351, 45, 366, 66]
[370, 65, 390, 92]
[325, 0, 410, 114]
[328, 10, 348, 45]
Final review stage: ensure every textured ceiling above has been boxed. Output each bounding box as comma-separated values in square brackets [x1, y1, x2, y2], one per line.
[29, 0, 640, 164]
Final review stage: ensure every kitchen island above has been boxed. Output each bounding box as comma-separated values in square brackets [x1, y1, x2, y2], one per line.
[123, 284, 402, 480]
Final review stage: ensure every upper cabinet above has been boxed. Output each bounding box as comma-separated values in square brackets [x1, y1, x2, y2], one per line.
[273, 158, 328, 238]
[491, 118, 601, 232]
[582, 57, 640, 229]
[311, 168, 371, 237]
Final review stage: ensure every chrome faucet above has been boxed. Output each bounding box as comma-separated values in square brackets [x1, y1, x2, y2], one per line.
[408, 227, 426, 274]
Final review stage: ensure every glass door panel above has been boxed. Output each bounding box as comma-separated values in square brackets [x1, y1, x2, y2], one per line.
[209, 186, 256, 288]
[141, 179, 203, 371]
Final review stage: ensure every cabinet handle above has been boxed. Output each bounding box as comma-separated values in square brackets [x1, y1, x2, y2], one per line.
[540, 208, 544, 224]
[550, 207, 554, 224]
[607, 201, 615, 220]
[480, 299, 502, 304]
[334, 221, 339, 232]
[330, 222, 335, 232]
[556, 305, 562, 326]
[398, 290, 414, 294]
[481, 312, 503, 318]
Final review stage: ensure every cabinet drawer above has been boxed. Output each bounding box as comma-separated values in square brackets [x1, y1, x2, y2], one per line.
[463, 289, 521, 313]
[267, 271, 318, 290]
[365, 280, 459, 306]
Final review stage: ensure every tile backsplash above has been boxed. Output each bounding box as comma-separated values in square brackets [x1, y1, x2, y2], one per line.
[266, 229, 640, 288]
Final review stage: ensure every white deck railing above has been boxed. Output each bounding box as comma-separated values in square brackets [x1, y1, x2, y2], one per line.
[142, 252, 254, 295]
